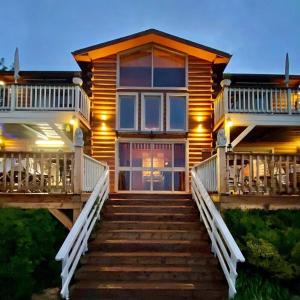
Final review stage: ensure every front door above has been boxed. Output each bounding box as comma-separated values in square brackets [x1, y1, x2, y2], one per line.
[117, 140, 187, 192]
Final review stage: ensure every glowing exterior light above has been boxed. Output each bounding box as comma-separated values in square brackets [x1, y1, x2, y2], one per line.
[100, 114, 108, 121]
[69, 116, 77, 126]
[227, 117, 233, 127]
[0, 81, 5, 86]
[35, 140, 64, 146]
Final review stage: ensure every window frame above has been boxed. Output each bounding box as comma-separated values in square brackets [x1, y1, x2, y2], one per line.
[166, 93, 189, 132]
[117, 45, 188, 90]
[116, 92, 139, 131]
[141, 93, 164, 132]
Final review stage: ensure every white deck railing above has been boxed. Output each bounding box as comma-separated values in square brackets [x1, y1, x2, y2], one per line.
[0, 84, 90, 122]
[191, 168, 245, 299]
[214, 87, 299, 125]
[193, 154, 218, 192]
[55, 160, 109, 299]
[83, 154, 107, 192]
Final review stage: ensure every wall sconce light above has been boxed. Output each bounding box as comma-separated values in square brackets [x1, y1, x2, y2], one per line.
[0, 80, 5, 86]
[197, 124, 203, 132]
[227, 117, 233, 127]
[69, 116, 77, 126]
[100, 114, 108, 121]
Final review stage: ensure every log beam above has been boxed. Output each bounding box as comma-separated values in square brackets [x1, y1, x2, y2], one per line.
[49, 209, 73, 230]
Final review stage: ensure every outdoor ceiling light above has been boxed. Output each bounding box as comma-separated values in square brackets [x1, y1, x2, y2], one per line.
[35, 140, 64, 146]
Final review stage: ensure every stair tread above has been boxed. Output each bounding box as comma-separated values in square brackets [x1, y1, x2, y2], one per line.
[91, 239, 207, 244]
[78, 265, 220, 272]
[73, 281, 225, 290]
[82, 251, 213, 257]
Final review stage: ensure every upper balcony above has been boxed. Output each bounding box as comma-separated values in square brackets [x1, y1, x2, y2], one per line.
[0, 84, 90, 127]
[214, 82, 300, 130]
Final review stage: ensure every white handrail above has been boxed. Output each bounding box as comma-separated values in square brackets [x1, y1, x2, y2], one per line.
[193, 154, 218, 192]
[191, 168, 245, 299]
[55, 162, 109, 300]
[0, 84, 90, 122]
[83, 154, 107, 192]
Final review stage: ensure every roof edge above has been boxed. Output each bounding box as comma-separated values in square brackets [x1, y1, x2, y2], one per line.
[72, 28, 231, 58]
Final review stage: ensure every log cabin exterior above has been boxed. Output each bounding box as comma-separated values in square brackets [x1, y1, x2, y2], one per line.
[1, 29, 300, 299]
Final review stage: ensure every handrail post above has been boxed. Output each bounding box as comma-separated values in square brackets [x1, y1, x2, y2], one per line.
[73, 128, 84, 194]
[221, 79, 231, 114]
[74, 85, 80, 112]
[287, 88, 292, 114]
[216, 129, 228, 194]
[10, 85, 16, 111]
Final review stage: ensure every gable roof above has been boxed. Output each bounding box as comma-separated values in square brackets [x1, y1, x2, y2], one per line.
[73, 29, 231, 64]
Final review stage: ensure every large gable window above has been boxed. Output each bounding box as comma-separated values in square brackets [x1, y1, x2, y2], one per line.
[119, 46, 186, 88]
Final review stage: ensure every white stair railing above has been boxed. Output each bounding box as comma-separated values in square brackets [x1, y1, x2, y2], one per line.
[191, 168, 245, 299]
[55, 158, 109, 299]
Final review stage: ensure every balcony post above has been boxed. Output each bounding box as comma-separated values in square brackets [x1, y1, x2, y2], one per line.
[74, 86, 80, 112]
[216, 129, 228, 194]
[287, 88, 292, 114]
[10, 85, 16, 111]
[220, 79, 231, 114]
[73, 128, 84, 194]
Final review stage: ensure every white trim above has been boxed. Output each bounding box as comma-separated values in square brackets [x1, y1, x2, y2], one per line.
[141, 93, 164, 132]
[116, 92, 138, 131]
[166, 93, 189, 132]
[231, 125, 255, 148]
[115, 138, 188, 193]
[117, 44, 188, 89]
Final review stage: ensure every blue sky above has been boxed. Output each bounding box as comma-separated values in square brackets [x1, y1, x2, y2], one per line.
[1, 0, 300, 74]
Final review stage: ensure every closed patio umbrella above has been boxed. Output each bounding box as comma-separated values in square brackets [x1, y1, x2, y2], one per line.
[14, 47, 20, 83]
[284, 52, 289, 88]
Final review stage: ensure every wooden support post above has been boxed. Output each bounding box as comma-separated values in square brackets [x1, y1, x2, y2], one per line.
[49, 209, 73, 230]
[73, 208, 81, 223]
[73, 128, 84, 194]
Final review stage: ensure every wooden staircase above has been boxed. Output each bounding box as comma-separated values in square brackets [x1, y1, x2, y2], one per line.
[71, 194, 227, 300]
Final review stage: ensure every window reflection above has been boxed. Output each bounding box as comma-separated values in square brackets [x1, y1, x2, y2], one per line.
[169, 96, 186, 130]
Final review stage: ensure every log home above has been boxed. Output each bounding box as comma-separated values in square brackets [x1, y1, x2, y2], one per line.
[0, 29, 300, 299]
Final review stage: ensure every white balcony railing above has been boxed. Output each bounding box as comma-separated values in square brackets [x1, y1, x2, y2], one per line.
[0, 84, 90, 122]
[214, 87, 300, 125]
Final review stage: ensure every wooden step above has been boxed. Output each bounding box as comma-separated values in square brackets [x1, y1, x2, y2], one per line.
[75, 265, 224, 281]
[109, 193, 192, 199]
[95, 229, 207, 241]
[71, 281, 227, 300]
[104, 205, 196, 214]
[89, 239, 210, 252]
[100, 221, 203, 230]
[102, 212, 199, 222]
[107, 199, 194, 206]
[80, 252, 218, 266]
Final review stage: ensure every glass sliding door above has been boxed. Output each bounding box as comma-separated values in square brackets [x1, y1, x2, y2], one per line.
[118, 141, 186, 192]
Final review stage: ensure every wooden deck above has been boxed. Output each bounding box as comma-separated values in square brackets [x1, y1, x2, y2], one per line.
[214, 194, 300, 210]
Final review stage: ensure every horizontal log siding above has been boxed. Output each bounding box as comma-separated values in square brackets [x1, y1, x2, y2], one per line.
[188, 56, 213, 174]
[91, 55, 117, 191]
[90, 54, 214, 191]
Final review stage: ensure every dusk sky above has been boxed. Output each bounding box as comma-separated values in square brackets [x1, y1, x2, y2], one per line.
[1, 0, 300, 74]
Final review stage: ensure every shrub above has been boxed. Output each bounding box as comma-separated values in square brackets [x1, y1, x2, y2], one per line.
[224, 209, 300, 295]
[0, 208, 67, 300]
[234, 269, 297, 300]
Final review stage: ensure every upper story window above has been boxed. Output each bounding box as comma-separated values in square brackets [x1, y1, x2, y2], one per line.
[117, 93, 138, 131]
[141, 93, 163, 131]
[167, 94, 188, 131]
[119, 46, 186, 88]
